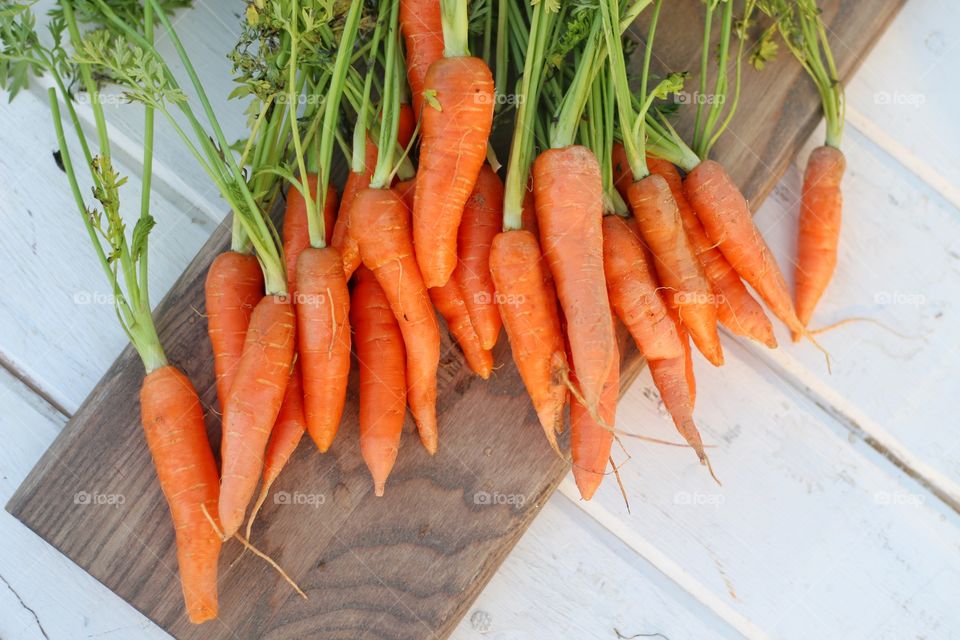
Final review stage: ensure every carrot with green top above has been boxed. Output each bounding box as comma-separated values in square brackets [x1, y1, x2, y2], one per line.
[290, 0, 364, 453]
[601, 0, 715, 472]
[759, 0, 846, 338]
[490, 0, 566, 450]
[33, 2, 221, 619]
[412, 0, 495, 287]
[351, 0, 441, 453]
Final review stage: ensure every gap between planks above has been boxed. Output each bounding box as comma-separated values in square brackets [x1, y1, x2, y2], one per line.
[556, 481, 767, 640]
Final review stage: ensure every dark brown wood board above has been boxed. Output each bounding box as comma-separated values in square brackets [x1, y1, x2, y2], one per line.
[8, 1, 904, 638]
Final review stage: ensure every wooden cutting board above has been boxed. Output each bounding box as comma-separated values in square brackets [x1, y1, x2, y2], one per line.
[7, 2, 904, 638]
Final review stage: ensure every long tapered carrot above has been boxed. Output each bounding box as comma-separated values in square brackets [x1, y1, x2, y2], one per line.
[533, 146, 616, 411]
[644, 154, 777, 348]
[489, 230, 567, 451]
[247, 361, 307, 534]
[795, 145, 845, 339]
[350, 187, 441, 453]
[569, 324, 618, 501]
[218, 295, 295, 537]
[295, 247, 351, 452]
[205, 252, 263, 411]
[457, 165, 504, 350]
[413, 55, 495, 287]
[141, 366, 221, 623]
[353, 266, 407, 495]
[400, 0, 445, 118]
[627, 173, 723, 366]
[284, 175, 337, 295]
[602, 215, 682, 361]
[684, 160, 805, 336]
[398, 176, 493, 378]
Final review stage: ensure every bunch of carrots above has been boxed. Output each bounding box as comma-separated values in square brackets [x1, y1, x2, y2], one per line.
[2, 0, 848, 623]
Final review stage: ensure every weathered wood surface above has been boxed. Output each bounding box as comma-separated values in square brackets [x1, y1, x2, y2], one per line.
[4, 1, 913, 638]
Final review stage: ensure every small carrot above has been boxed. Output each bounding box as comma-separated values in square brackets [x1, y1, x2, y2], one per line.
[489, 230, 567, 452]
[141, 366, 222, 623]
[219, 295, 296, 537]
[534, 145, 616, 411]
[412, 1, 495, 287]
[205, 251, 264, 411]
[457, 165, 504, 350]
[399, 0, 445, 118]
[284, 175, 337, 294]
[794, 145, 845, 339]
[759, 0, 846, 340]
[602, 215, 683, 361]
[645, 154, 776, 348]
[295, 247, 351, 452]
[247, 361, 307, 535]
[352, 266, 407, 496]
[350, 187, 441, 453]
[568, 323, 618, 501]
[684, 160, 805, 336]
[627, 174, 723, 366]
[398, 176, 492, 377]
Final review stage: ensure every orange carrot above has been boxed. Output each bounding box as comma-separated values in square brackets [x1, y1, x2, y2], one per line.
[533, 146, 616, 411]
[248, 361, 307, 529]
[396, 102, 416, 149]
[568, 324, 618, 501]
[429, 279, 494, 379]
[218, 295, 296, 537]
[141, 366, 221, 623]
[400, 0, 445, 118]
[646, 154, 776, 348]
[489, 229, 567, 451]
[350, 187, 441, 453]
[457, 165, 504, 350]
[684, 160, 804, 336]
[352, 266, 407, 496]
[295, 247, 351, 452]
[627, 173, 724, 366]
[602, 215, 682, 361]
[284, 175, 337, 295]
[205, 252, 263, 411]
[331, 136, 378, 279]
[794, 145, 845, 340]
[413, 55, 495, 287]
[398, 176, 492, 377]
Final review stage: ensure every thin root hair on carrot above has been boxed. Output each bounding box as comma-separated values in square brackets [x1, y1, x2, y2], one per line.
[807, 316, 926, 341]
[201, 504, 307, 600]
[609, 455, 630, 513]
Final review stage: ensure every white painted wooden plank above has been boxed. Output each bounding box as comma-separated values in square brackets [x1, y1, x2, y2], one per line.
[27, 0, 249, 221]
[750, 124, 960, 502]
[451, 496, 741, 640]
[0, 368, 170, 640]
[844, 0, 960, 208]
[0, 89, 217, 413]
[567, 336, 960, 640]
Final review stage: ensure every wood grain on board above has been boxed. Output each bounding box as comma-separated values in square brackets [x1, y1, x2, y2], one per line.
[7, 1, 905, 638]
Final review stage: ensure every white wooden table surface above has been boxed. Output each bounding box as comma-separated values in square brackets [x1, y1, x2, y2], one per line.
[2, 1, 959, 638]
